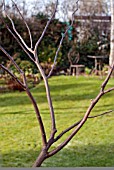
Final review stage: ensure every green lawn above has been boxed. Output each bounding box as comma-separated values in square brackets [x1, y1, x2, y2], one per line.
[0, 75, 114, 167]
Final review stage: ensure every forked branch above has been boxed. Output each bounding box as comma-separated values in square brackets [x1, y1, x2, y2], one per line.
[54, 109, 113, 142]
[34, 0, 59, 53]
[10, 0, 33, 49]
[47, 64, 114, 157]
[3, 0, 34, 54]
[0, 64, 25, 88]
[0, 16, 35, 62]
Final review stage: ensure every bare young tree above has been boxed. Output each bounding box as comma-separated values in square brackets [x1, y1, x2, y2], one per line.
[0, 0, 114, 167]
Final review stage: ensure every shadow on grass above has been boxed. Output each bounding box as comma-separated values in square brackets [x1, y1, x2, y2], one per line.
[49, 82, 93, 92]
[2, 103, 112, 116]
[1, 143, 114, 167]
[0, 76, 114, 109]
[0, 110, 33, 115]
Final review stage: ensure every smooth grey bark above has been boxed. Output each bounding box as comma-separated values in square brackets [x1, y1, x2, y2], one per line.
[109, 0, 114, 66]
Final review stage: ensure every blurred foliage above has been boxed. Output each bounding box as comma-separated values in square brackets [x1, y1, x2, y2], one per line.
[0, 12, 110, 74]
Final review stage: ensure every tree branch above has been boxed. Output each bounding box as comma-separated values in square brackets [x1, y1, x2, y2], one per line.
[54, 109, 113, 143]
[54, 119, 81, 142]
[0, 16, 35, 62]
[25, 85, 47, 147]
[34, 0, 58, 54]
[23, 73, 47, 146]
[0, 45, 23, 73]
[0, 64, 25, 88]
[88, 110, 113, 118]
[101, 65, 114, 92]
[47, 0, 79, 78]
[4, 11, 34, 54]
[35, 61, 57, 140]
[104, 87, 114, 93]
[11, 0, 33, 50]
[2, 0, 33, 54]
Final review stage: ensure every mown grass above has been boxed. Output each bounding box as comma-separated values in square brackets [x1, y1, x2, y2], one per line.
[0, 75, 114, 167]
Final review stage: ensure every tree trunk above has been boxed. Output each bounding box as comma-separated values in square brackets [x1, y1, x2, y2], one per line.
[32, 149, 47, 167]
[109, 0, 114, 67]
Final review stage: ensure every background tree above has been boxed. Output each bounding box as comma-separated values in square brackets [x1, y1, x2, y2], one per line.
[109, 0, 114, 67]
[79, 0, 108, 15]
[77, 0, 109, 40]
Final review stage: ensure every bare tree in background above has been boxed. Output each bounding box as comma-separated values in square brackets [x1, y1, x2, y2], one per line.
[76, 0, 110, 43]
[0, 0, 114, 167]
[60, 0, 109, 21]
[30, 0, 59, 19]
[109, 0, 114, 67]
[79, 0, 108, 16]
[60, 0, 77, 21]
[30, 0, 45, 17]
[1, 0, 26, 17]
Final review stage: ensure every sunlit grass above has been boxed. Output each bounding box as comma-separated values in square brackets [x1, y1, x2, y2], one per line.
[0, 75, 114, 167]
